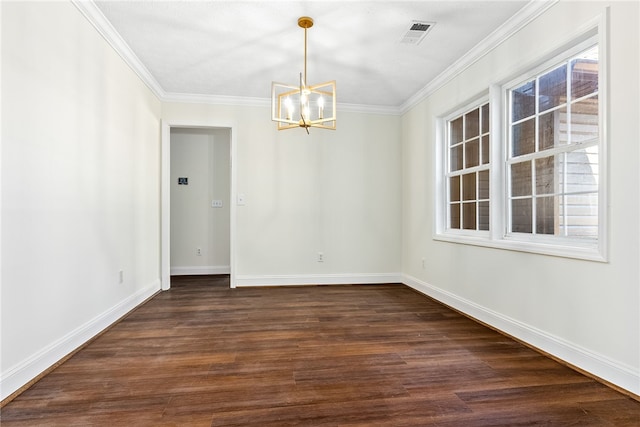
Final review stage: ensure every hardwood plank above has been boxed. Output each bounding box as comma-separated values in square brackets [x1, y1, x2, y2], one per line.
[1, 276, 638, 426]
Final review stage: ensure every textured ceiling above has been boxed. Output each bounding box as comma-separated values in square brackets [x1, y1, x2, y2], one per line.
[94, 1, 530, 108]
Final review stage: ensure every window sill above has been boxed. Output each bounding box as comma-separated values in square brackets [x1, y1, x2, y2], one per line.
[433, 232, 606, 262]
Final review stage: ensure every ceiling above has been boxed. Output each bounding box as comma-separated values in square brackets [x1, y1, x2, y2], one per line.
[90, 1, 535, 109]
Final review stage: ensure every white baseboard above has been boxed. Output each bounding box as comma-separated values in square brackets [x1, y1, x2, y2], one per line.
[234, 273, 402, 287]
[402, 273, 640, 397]
[4, 274, 636, 400]
[170, 265, 230, 276]
[0, 280, 160, 402]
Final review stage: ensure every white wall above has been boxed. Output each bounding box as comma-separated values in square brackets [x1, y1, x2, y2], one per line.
[401, 1, 639, 394]
[162, 103, 403, 285]
[170, 128, 231, 274]
[1, 2, 161, 400]
[2, 0, 636, 403]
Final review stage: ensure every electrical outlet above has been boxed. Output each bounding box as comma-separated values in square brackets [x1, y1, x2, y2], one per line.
[118, 270, 124, 284]
[196, 248, 202, 256]
[421, 258, 426, 269]
[317, 252, 324, 263]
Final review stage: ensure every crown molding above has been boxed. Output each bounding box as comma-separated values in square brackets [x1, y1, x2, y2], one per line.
[338, 102, 402, 116]
[72, 0, 401, 115]
[74, 0, 557, 116]
[72, 0, 166, 99]
[163, 92, 271, 108]
[400, 0, 559, 114]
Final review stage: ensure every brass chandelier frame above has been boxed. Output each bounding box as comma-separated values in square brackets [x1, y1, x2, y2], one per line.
[271, 17, 336, 133]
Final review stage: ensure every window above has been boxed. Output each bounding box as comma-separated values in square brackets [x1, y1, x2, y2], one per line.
[507, 45, 600, 242]
[435, 34, 605, 261]
[446, 102, 490, 232]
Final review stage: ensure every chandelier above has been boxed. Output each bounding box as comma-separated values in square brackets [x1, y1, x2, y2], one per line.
[271, 17, 336, 133]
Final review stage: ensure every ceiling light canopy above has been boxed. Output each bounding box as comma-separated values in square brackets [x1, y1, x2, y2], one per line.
[272, 17, 336, 133]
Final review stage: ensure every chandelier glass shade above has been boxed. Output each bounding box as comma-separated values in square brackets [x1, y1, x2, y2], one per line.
[272, 17, 336, 132]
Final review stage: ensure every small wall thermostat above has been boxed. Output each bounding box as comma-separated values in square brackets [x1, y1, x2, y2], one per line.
[178, 177, 188, 185]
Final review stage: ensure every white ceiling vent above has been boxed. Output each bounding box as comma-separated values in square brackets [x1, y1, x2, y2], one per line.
[400, 21, 435, 45]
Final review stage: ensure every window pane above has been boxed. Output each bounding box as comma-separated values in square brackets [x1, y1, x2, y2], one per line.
[462, 173, 476, 201]
[450, 203, 461, 229]
[450, 145, 463, 171]
[571, 46, 598, 100]
[570, 96, 599, 144]
[539, 65, 567, 112]
[478, 170, 489, 200]
[511, 198, 532, 233]
[445, 42, 603, 251]
[511, 161, 532, 197]
[559, 147, 599, 193]
[478, 201, 489, 231]
[481, 135, 489, 165]
[535, 156, 555, 195]
[451, 117, 463, 144]
[512, 80, 536, 122]
[465, 138, 479, 168]
[536, 196, 556, 235]
[450, 175, 460, 202]
[559, 192, 598, 238]
[445, 101, 491, 236]
[465, 108, 479, 139]
[539, 108, 564, 150]
[481, 103, 489, 134]
[463, 202, 476, 230]
[512, 118, 535, 156]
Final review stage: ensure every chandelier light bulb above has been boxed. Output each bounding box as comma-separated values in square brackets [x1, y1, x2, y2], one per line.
[271, 16, 336, 132]
[285, 97, 293, 120]
[318, 96, 324, 119]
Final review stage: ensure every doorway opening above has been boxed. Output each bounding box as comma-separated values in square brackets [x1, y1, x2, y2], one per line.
[161, 121, 237, 290]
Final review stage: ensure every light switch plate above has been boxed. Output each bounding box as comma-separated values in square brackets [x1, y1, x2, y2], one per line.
[237, 194, 246, 206]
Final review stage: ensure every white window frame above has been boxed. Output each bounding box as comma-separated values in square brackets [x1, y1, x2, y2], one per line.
[435, 93, 491, 246]
[435, 20, 607, 262]
[438, 97, 492, 239]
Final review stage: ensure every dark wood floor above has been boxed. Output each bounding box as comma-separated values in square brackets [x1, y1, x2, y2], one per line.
[2, 275, 639, 426]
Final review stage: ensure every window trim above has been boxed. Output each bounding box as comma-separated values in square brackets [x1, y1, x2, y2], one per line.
[446, 100, 491, 234]
[434, 15, 607, 262]
[435, 93, 491, 241]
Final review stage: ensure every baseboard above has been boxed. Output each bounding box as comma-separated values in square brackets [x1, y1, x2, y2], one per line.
[170, 266, 230, 275]
[234, 273, 403, 287]
[5, 274, 635, 400]
[0, 280, 160, 402]
[402, 274, 640, 397]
